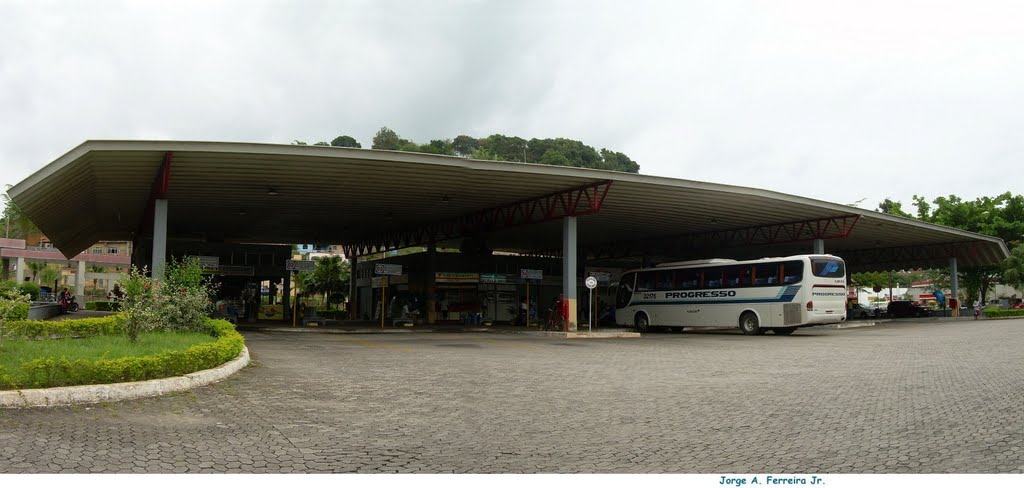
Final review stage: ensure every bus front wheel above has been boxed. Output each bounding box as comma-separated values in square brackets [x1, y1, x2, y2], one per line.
[634, 313, 650, 333]
[739, 312, 762, 335]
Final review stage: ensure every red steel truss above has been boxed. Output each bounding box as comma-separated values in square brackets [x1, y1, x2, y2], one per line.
[342, 180, 612, 258]
[579, 214, 861, 261]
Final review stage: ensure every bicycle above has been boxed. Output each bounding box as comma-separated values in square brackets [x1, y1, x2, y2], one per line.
[542, 301, 565, 331]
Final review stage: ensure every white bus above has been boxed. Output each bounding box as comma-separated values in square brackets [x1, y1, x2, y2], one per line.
[614, 254, 847, 335]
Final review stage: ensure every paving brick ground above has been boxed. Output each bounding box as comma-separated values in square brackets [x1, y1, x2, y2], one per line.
[2, 319, 1023, 473]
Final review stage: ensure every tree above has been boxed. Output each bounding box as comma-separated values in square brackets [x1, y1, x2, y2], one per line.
[452, 135, 479, 157]
[876, 198, 913, 218]
[372, 127, 403, 150]
[313, 141, 329, 146]
[330, 135, 362, 148]
[365, 127, 640, 173]
[599, 149, 641, 173]
[1002, 245, 1024, 291]
[2, 186, 40, 239]
[26, 262, 45, 283]
[419, 139, 455, 156]
[38, 265, 62, 290]
[304, 255, 350, 308]
[881, 192, 1024, 305]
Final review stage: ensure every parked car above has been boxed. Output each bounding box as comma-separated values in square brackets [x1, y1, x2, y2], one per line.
[887, 300, 930, 318]
[847, 303, 879, 320]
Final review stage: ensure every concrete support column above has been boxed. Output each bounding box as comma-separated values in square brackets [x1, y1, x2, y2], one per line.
[950, 256, 959, 302]
[1, 257, 9, 280]
[16, 256, 25, 283]
[813, 238, 825, 254]
[349, 256, 358, 320]
[426, 242, 437, 324]
[152, 199, 168, 281]
[75, 259, 86, 298]
[562, 216, 578, 331]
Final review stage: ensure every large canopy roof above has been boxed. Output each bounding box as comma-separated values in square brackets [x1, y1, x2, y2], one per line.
[8, 140, 1009, 272]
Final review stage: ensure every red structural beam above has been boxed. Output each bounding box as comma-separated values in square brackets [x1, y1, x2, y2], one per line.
[133, 152, 173, 247]
[582, 214, 861, 261]
[343, 180, 613, 258]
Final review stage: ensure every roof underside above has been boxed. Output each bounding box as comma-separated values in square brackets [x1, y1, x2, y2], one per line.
[8, 140, 1010, 272]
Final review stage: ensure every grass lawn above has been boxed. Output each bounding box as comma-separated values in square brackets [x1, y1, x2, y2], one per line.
[0, 331, 216, 387]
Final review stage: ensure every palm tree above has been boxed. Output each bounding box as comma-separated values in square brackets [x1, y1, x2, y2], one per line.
[37, 265, 62, 291]
[88, 265, 106, 295]
[26, 261, 46, 283]
[305, 256, 350, 309]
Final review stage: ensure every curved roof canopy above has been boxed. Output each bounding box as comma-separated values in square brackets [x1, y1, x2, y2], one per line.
[8, 140, 1009, 272]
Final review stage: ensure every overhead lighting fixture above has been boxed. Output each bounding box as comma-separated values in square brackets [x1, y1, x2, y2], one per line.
[441, 194, 450, 203]
[267, 188, 279, 196]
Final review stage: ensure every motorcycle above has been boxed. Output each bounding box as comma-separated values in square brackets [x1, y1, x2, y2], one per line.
[59, 294, 79, 314]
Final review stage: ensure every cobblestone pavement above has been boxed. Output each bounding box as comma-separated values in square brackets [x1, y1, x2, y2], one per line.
[2, 319, 1023, 473]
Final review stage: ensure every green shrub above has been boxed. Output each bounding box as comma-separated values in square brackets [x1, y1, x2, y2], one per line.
[1, 302, 29, 322]
[6, 318, 243, 389]
[85, 300, 120, 312]
[116, 266, 160, 342]
[17, 282, 40, 301]
[1, 285, 31, 323]
[1, 314, 124, 340]
[982, 308, 1024, 318]
[0, 280, 17, 295]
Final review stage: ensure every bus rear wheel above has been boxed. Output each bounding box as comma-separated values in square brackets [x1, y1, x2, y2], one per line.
[739, 312, 761, 335]
[634, 313, 650, 333]
[774, 327, 797, 335]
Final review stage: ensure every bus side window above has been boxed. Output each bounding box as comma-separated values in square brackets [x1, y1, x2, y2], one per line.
[656, 271, 673, 291]
[637, 271, 656, 292]
[705, 268, 722, 288]
[783, 261, 803, 284]
[680, 270, 698, 290]
[754, 263, 777, 286]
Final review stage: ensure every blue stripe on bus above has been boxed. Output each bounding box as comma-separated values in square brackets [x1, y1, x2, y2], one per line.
[630, 285, 801, 306]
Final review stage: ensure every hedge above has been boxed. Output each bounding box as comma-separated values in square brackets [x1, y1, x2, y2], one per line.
[1, 318, 243, 389]
[982, 308, 1024, 318]
[1, 315, 124, 340]
[85, 300, 121, 312]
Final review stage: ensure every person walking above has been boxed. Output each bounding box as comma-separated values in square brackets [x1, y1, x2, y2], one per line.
[974, 301, 981, 320]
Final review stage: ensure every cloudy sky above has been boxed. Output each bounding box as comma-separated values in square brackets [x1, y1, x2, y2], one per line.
[1, 0, 1022, 211]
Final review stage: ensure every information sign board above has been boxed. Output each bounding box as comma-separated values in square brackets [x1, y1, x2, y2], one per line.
[520, 268, 543, 280]
[286, 259, 315, 272]
[375, 263, 403, 276]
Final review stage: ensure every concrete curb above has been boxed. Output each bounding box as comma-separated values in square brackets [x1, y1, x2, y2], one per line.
[250, 327, 641, 337]
[0, 346, 250, 409]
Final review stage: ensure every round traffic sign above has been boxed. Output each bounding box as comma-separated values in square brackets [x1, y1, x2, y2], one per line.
[374, 263, 384, 274]
[585, 276, 598, 289]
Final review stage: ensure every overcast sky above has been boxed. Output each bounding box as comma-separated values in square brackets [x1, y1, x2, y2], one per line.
[2, 0, 1022, 211]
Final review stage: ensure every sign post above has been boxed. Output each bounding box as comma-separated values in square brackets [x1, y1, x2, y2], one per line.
[375, 264, 403, 328]
[585, 276, 598, 334]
